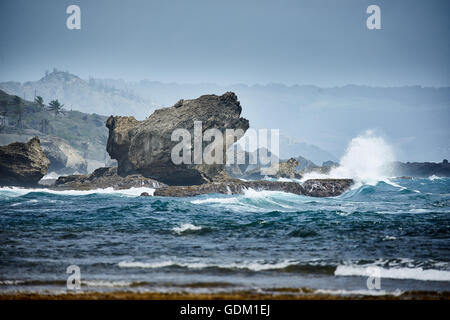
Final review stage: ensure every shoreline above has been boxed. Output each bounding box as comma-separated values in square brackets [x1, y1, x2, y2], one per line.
[0, 290, 448, 300]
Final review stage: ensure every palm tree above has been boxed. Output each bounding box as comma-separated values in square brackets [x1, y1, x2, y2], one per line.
[34, 96, 45, 111]
[48, 99, 65, 118]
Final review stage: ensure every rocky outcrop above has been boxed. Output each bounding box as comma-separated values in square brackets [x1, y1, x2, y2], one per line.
[152, 179, 353, 197]
[40, 137, 87, 175]
[106, 92, 249, 185]
[0, 137, 50, 186]
[300, 179, 354, 197]
[275, 158, 302, 179]
[54, 166, 166, 190]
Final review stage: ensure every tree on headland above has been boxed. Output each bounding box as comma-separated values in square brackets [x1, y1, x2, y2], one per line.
[48, 99, 65, 118]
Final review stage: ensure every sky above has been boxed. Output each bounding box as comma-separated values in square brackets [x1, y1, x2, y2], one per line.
[0, 0, 449, 87]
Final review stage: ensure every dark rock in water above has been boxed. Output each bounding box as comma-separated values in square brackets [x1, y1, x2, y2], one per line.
[392, 160, 450, 178]
[0, 137, 50, 186]
[54, 167, 166, 190]
[106, 92, 249, 185]
[41, 137, 88, 175]
[300, 179, 353, 197]
[153, 178, 353, 197]
[140, 192, 150, 196]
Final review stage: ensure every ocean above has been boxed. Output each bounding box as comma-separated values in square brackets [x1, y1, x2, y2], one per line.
[0, 176, 449, 297]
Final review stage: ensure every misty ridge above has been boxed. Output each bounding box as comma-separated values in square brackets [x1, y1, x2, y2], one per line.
[1, 69, 449, 163]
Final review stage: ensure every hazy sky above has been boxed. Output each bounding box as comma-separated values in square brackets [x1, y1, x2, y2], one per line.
[0, 0, 449, 86]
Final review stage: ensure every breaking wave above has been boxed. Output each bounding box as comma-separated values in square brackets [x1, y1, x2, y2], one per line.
[118, 259, 300, 272]
[302, 130, 396, 186]
[0, 186, 155, 198]
[172, 223, 203, 234]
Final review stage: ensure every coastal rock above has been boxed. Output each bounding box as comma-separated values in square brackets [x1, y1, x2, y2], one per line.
[153, 178, 353, 197]
[106, 116, 140, 175]
[41, 137, 88, 175]
[300, 179, 354, 197]
[0, 137, 50, 186]
[106, 92, 249, 185]
[54, 166, 166, 190]
[392, 160, 450, 178]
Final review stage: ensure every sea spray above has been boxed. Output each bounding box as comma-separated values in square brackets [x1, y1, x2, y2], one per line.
[302, 130, 395, 186]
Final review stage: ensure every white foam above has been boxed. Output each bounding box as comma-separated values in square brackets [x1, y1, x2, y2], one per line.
[335, 265, 450, 282]
[429, 175, 442, 181]
[0, 186, 155, 197]
[277, 177, 293, 182]
[315, 288, 403, 297]
[118, 259, 297, 271]
[172, 223, 202, 234]
[0, 280, 24, 285]
[82, 280, 132, 287]
[191, 197, 237, 205]
[242, 188, 290, 199]
[41, 172, 60, 180]
[118, 260, 176, 268]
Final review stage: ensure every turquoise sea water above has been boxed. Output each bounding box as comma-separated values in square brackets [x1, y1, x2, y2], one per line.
[0, 177, 449, 296]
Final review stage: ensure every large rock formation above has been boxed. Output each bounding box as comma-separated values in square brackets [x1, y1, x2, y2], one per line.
[152, 179, 353, 197]
[40, 137, 88, 175]
[106, 92, 249, 185]
[0, 137, 50, 186]
[54, 167, 165, 190]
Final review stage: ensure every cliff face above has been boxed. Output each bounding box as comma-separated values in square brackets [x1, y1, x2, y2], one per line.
[106, 92, 249, 185]
[0, 137, 50, 186]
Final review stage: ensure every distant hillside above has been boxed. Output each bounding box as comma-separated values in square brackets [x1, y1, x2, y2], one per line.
[0, 69, 156, 120]
[278, 134, 337, 164]
[88, 79, 450, 162]
[2, 70, 449, 162]
[0, 90, 109, 164]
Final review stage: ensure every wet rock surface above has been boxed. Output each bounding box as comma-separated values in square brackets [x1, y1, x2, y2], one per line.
[0, 137, 50, 186]
[54, 166, 166, 190]
[151, 178, 353, 197]
[106, 92, 249, 185]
